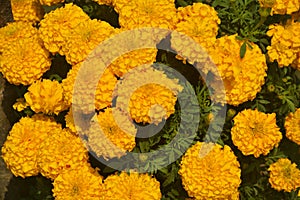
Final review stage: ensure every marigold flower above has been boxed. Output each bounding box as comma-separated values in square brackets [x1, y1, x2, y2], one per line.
[171, 3, 220, 54]
[179, 142, 241, 200]
[13, 98, 29, 112]
[64, 19, 118, 65]
[1, 115, 62, 178]
[37, 128, 89, 180]
[39, 0, 64, 6]
[102, 172, 162, 200]
[52, 164, 104, 200]
[62, 63, 117, 114]
[285, 108, 300, 145]
[115, 0, 177, 29]
[0, 22, 38, 52]
[268, 158, 300, 192]
[114, 65, 183, 124]
[11, 0, 44, 23]
[39, 3, 90, 55]
[231, 109, 282, 157]
[261, 0, 300, 15]
[0, 38, 51, 85]
[207, 35, 267, 105]
[84, 108, 136, 160]
[92, 0, 113, 5]
[267, 22, 300, 68]
[109, 48, 157, 77]
[24, 79, 68, 115]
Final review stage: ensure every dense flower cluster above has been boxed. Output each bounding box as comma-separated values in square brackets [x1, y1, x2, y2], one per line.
[1, 115, 62, 178]
[24, 79, 67, 115]
[268, 158, 300, 192]
[37, 128, 89, 180]
[267, 21, 300, 69]
[52, 164, 104, 200]
[231, 109, 282, 157]
[11, 0, 44, 23]
[179, 142, 241, 200]
[102, 172, 162, 200]
[85, 108, 137, 160]
[285, 108, 300, 145]
[207, 35, 268, 105]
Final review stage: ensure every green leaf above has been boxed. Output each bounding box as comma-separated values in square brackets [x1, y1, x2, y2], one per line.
[240, 42, 247, 58]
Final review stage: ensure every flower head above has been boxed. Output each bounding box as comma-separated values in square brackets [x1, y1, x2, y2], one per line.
[114, 65, 183, 124]
[62, 63, 117, 114]
[11, 0, 44, 23]
[260, 0, 300, 15]
[1, 115, 62, 178]
[268, 158, 300, 192]
[285, 108, 300, 145]
[52, 164, 104, 200]
[84, 108, 136, 160]
[267, 22, 300, 68]
[37, 128, 89, 180]
[231, 109, 282, 157]
[207, 35, 267, 105]
[115, 0, 177, 29]
[179, 142, 241, 200]
[24, 79, 68, 115]
[39, 3, 90, 55]
[0, 38, 51, 85]
[0, 22, 38, 52]
[102, 172, 162, 200]
[39, 0, 64, 6]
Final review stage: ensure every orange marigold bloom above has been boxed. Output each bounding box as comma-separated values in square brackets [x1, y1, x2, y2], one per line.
[268, 158, 300, 192]
[0, 38, 51, 85]
[39, 3, 90, 55]
[1, 115, 62, 178]
[115, 0, 177, 29]
[259, 0, 300, 15]
[11, 0, 44, 23]
[39, 0, 64, 6]
[102, 172, 162, 200]
[52, 164, 104, 200]
[267, 21, 300, 68]
[24, 79, 68, 115]
[285, 108, 300, 145]
[37, 128, 89, 180]
[207, 35, 267, 105]
[231, 109, 282, 158]
[84, 108, 137, 160]
[179, 142, 241, 200]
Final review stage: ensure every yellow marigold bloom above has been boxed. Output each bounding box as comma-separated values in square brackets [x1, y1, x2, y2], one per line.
[11, 0, 44, 23]
[114, 65, 183, 124]
[103, 172, 162, 200]
[265, 0, 300, 15]
[62, 63, 117, 114]
[53, 164, 104, 200]
[39, 3, 90, 55]
[0, 38, 51, 85]
[115, 0, 177, 29]
[267, 22, 300, 68]
[109, 48, 158, 77]
[13, 98, 29, 112]
[172, 3, 220, 52]
[285, 108, 300, 145]
[92, 0, 113, 5]
[179, 142, 241, 200]
[1, 115, 62, 178]
[268, 158, 300, 192]
[64, 19, 117, 65]
[64, 108, 81, 135]
[85, 108, 136, 160]
[39, 0, 64, 6]
[37, 128, 89, 180]
[0, 21, 38, 52]
[231, 109, 282, 158]
[207, 35, 267, 105]
[292, 51, 300, 70]
[24, 79, 68, 115]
